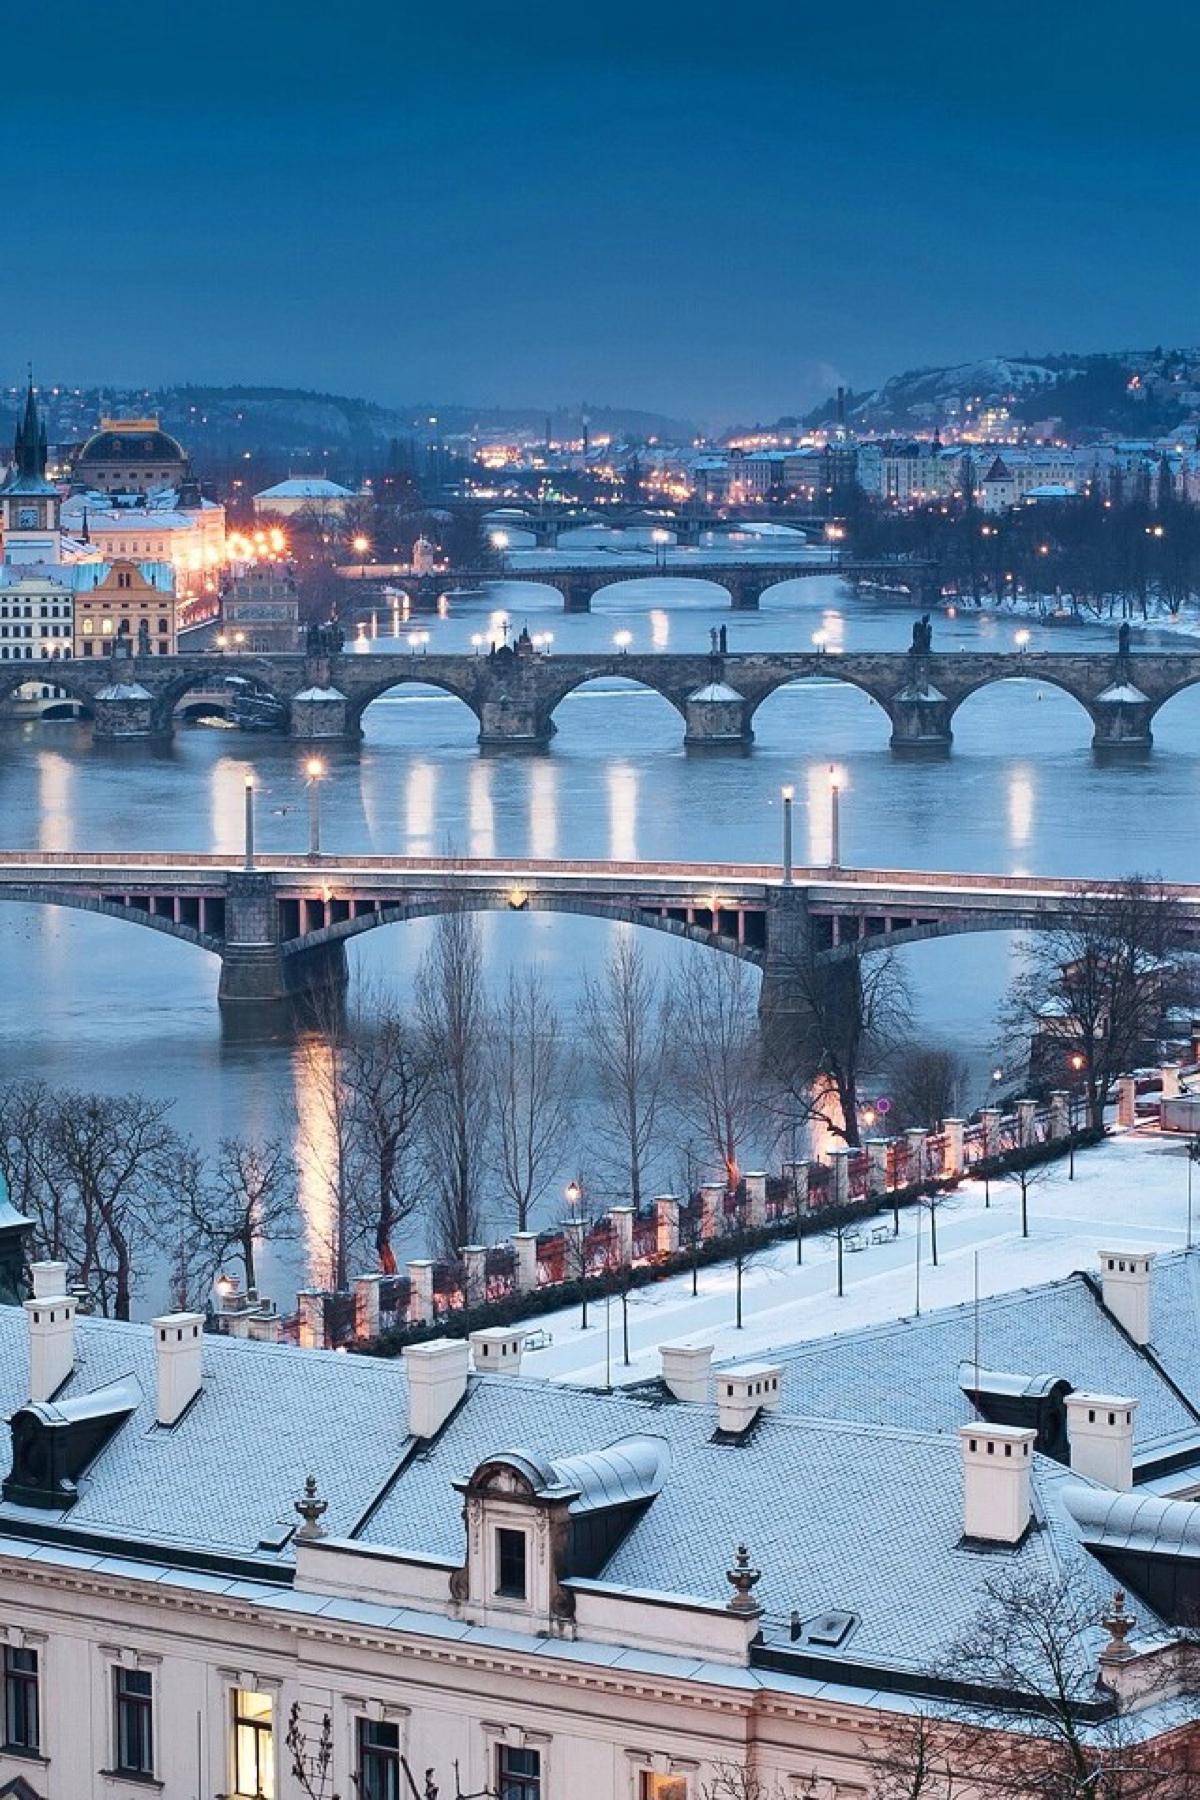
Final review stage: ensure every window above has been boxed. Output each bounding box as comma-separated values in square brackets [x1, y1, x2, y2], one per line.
[496, 1528, 527, 1598]
[114, 1666, 153, 1775]
[233, 1688, 274, 1799]
[641, 1778, 688, 1800]
[3, 1645, 39, 1753]
[497, 1745, 541, 1800]
[357, 1718, 401, 1800]
[117, 572, 132, 590]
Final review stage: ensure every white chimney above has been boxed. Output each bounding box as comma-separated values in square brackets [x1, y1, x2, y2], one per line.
[1099, 1249, 1155, 1346]
[717, 1362, 783, 1435]
[1066, 1392, 1137, 1492]
[403, 1337, 471, 1438]
[469, 1325, 525, 1377]
[660, 1340, 713, 1404]
[31, 1260, 69, 1300]
[153, 1312, 205, 1426]
[24, 1288, 75, 1396]
[959, 1424, 1036, 1544]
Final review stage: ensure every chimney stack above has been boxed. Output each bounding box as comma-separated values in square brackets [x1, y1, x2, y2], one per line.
[469, 1326, 525, 1377]
[153, 1312, 205, 1426]
[959, 1424, 1036, 1544]
[660, 1340, 713, 1404]
[1099, 1250, 1154, 1346]
[25, 1262, 75, 1403]
[716, 1362, 783, 1435]
[1066, 1393, 1137, 1492]
[403, 1337, 470, 1438]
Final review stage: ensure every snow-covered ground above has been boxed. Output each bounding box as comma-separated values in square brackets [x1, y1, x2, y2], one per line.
[520, 1129, 1195, 1388]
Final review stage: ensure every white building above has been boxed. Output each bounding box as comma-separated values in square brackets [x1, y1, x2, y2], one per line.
[0, 1240, 1194, 1800]
[253, 476, 359, 521]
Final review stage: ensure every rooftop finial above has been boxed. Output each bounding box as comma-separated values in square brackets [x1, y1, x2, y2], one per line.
[1099, 1587, 1137, 1665]
[294, 1473, 328, 1540]
[725, 1543, 762, 1616]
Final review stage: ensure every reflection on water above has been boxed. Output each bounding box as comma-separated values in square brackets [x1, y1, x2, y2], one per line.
[291, 1031, 339, 1287]
[0, 572, 1193, 1311]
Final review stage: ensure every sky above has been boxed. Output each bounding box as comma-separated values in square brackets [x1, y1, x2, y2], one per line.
[5, 2, 1200, 426]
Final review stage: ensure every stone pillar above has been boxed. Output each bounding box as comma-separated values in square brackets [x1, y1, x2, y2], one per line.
[1161, 1065, 1181, 1100]
[978, 1107, 1003, 1164]
[290, 685, 350, 739]
[92, 681, 160, 740]
[1117, 1076, 1137, 1129]
[1048, 1092, 1070, 1139]
[562, 1217, 586, 1281]
[744, 1172, 767, 1228]
[684, 683, 751, 748]
[1091, 685, 1153, 752]
[296, 1290, 327, 1350]
[407, 1259, 435, 1326]
[218, 872, 349, 1006]
[353, 1273, 386, 1341]
[654, 1195, 680, 1255]
[559, 574, 593, 613]
[727, 575, 762, 610]
[829, 1146, 851, 1207]
[477, 691, 552, 747]
[1017, 1098, 1038, 1147]
[866, 1138, 889, 1195]
[461, 1244, 488, 1306]
[905, 1129, 927, 1186]
[942, 1119, 965, 1177]
[698, 1184, 723, 1240]
[512, 1230, 539, 1293]
[611, 1205, 634, 1266]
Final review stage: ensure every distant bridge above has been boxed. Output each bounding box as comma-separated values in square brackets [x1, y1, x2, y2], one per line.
[19, 642, 1193, 750]
[480, 503, 828, 549]
[0, 850, 1197, 1008]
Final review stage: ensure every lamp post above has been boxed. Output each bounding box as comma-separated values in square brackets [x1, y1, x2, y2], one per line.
[828, 766, 841, 870]
[1067, 1051, 1086, 1178]
[613, 630, 632, 655]
[306, 757, 325, 859]
[565, 1180, 587, 1328]
[352, 535, 369, 581]
[780, 785, 794, 886]
[652, 526, 670, 570]
[243, 775, 256, 871]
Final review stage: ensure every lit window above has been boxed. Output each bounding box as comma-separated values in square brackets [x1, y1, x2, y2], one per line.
[233, 1688, 274, 1799]
[496, 1528, 527, 1598]
[497, 1745, 541, 1800]
[641, 1777, 688, 1800]
[101, 619, 113, 635]
[357, 1718, 401, 1800]
[3, 1645, 39, 1753]
[114, 1666, 153, 1776]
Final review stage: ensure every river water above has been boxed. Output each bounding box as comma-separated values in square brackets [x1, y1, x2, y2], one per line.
[2, 528, 1196, 1312]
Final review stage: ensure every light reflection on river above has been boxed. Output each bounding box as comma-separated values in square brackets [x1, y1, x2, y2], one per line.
[0, 534, 1196, 1311]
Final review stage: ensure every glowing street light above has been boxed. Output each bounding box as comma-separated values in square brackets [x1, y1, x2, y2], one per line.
[470, 632, 484, 654]
[828, 765, 842, 869]
[613, 629, 632, 655]
[812, 629, 827, 654]
[651, 526, 670, 569]
[780, 784, 794, 886]
[243, 774, 256, 871]
[306, 757, 326, 859]
[1014, 628, 1030, 653]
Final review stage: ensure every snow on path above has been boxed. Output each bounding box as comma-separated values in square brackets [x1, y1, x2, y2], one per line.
[519, 1131, 1193, 1389]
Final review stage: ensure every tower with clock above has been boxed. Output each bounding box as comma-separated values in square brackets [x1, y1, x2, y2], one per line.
[1, 381, 62, 565]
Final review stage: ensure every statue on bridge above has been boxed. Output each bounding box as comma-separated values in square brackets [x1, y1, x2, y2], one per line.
[910, 613, 933, 655]
[1118, 620, 1131, 660]
[305, 618, 344, 658]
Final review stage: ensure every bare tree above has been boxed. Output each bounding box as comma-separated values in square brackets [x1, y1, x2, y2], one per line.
[0, 1081, 65, 1255]
[579, 936, 674, 1206]
[1003, 1148, 1057, 1241]
[1001, 876, 1186, 1130]
[891, 1046, 971, 1132]
[417, 908, 492, 1257]
[673, 955, 763, 1188]
[866, 1713, 973, 1800]
[343, 987, 437, 1273]
[190, 1137, 298, 1294]
[942, 1565, 1195, 1799]
[489, 968, 575, 1231]
[700, 1761, 818, 1800]
[767, 945, 911, 1148]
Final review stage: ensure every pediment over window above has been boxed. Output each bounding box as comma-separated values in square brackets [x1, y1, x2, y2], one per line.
[0, 1775, 48, 1800]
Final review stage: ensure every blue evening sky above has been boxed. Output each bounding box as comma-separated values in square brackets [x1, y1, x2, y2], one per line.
[5, 2, 1197, 424]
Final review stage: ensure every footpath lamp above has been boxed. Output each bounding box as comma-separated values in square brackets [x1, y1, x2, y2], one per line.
[828, 766, 842, 870]
[780, 785, 794, 886]
[1067, 1050, 1086, 1178]
[243, 775, 256, 871]
[652, 527, 670, 570]
[306, 757, 326, 860]
[565, 1180, 588, 1328]
[352, 535, 370, 580]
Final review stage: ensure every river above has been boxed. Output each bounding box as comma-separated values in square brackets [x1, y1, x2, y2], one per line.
[2, 527, 1196, 1312]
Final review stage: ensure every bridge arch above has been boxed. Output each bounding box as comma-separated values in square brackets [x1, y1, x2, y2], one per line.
[0, 662, 102, 715]
[0, 886, 222, 954]
[541, 670, 689, 735]
[149, 659, 289, 733]
[280, 892, 762, 967]
[588, 575, 733, 610]
[945, 672, 1098, 736]
[745, 668, 898, 726]
[1146, 675, 1200, 729]
[348, 676, 484, 741]
[819, 910, 1067, 964]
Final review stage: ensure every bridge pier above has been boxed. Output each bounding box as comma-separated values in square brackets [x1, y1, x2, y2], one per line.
[478, 695, 554, 749]
[290, 685, 352, 740]
[1091, 682, 1154, 753]
[218, 873, 349, 1005]
[727, 576, 763, 611]
[888, 669, 953, 753]
[684, 681, 752, 749]
[559, 575, 594, 613]
[92, 682, 164, 741]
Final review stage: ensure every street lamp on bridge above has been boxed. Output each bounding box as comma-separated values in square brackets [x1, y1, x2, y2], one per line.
[243, 775, 256, 871]
[828, 765, 842, 870]
[780, 785, 794, 886]
[306, 757, 326, 860]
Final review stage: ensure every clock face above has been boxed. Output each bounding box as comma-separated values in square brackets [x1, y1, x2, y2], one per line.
[16, 507, 37, 529]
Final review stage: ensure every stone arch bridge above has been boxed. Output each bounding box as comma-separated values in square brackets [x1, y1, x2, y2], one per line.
[15, 644, 1199, 750]
[1, 852, 1198, 1009]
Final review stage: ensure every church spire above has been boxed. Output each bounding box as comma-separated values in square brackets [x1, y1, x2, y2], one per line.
[13, 379, 47, 482]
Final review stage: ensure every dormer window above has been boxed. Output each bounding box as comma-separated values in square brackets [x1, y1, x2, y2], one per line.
[496, 1527, 527, 1598]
